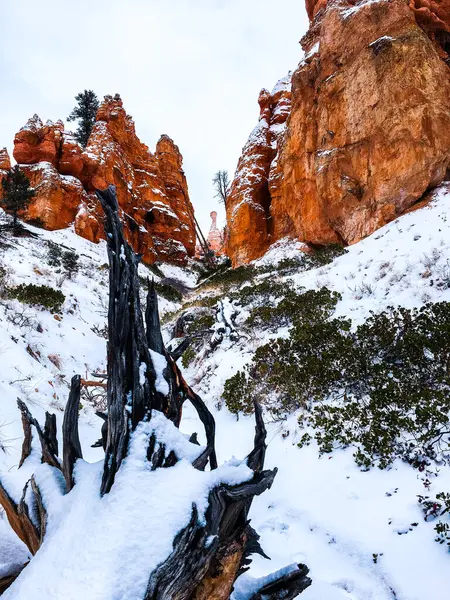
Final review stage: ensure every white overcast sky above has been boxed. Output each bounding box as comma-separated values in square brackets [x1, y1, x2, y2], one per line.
[0, 0, 308, 233]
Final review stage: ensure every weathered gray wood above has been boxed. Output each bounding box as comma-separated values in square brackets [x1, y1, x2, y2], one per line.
[18, 401, 32, 469]
[44, 412, 58, 458]
[96, 186, 158, 495]
[0, 478, 40, 555]
[146, 279, 165, 355]
[247, 564, 311, 600]
[97, 185, 218, 474]
[62, 375, 83, 491]
[144, 468, 277, 600]
[17, 400, 60, 470]
[168, 337, 192, 363]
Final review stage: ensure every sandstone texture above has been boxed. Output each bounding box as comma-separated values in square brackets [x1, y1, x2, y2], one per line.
[19, 162, 90, 232]
[227, 0, 450, 265]
[226, 75, 291, 265]
[0, 148, 11, 171]
[3, 95, 196, 264]
[206, 211, 225, 255]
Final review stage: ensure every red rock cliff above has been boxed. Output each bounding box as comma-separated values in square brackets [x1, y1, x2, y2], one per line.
[4, 96, 196, 264]
[226, 0, 450, 265]
[226, 75, 292, 265]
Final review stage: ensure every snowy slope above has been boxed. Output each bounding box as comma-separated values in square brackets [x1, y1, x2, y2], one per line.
[179, 184, 450, 600]
[0, 215, 184, 582]
[1, 185, 450, 599]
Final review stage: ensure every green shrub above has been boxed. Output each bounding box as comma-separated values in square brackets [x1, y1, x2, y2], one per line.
[198, 264, 256, 290]
[138, 277, 183, 303]
[147, 263, 165, 279]
[300, 302, 450, 468]
[47, 242, 63, 267]
[271, 245, 347, 275]
[9, 283, 65, 312]
[0, 266, 11, 299]
[188, 312, 215, 336]
[309, 244, 347, 267]
[223, 371, 254, 415]
[155, 282, 182, 303]
[181, 346, 196, 369]
[26, 217, 46, 229]
[196, 257, 232, 283]
[247, 286, 341, 330]
[230, 278, 291, 309]
[223, 287, 349, 415]
[224, 292, 450, 469]
[418, 492, 450, 551]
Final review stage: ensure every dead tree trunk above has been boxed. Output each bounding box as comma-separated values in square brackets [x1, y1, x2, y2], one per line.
[0, 185, 311, 599]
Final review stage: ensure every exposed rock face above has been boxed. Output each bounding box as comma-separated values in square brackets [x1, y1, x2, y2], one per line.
[19, 163, 90, 232]
[0, 148, 11, 170]
[307, 0, 450, 34]
[207, 211, 225, 254]
[195, 211, 226, 258]
[227, 0, 450, 265]
[5, 96, 196, 264]
[226, 75, 291, 265]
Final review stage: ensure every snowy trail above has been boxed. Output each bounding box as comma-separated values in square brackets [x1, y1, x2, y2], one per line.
[181, 404, 450, 600]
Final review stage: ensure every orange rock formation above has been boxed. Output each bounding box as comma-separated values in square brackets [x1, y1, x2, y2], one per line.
[3, 95, 196, 264]
[0, 148, 11, 171]
[226, 75, 292, 265]
[227, 0, 450, 265]
[207, 211, 225, 255]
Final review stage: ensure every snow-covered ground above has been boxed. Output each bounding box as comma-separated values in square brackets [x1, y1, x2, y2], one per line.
[1, 186, 450, 599]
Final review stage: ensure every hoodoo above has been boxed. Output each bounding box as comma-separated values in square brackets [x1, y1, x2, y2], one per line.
[2, 95, 196, 265]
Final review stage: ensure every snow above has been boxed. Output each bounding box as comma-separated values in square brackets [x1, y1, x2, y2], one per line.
[149, 349, 169, 395]
[0, 519, 29, 579]
[3, 416, 254, 600]
[232, 563, 301, 600]
[369, 35, 395, 47]
[340, 0, 384, 19]
[179, 184, 450, 599]
[1, 184, 450, 599]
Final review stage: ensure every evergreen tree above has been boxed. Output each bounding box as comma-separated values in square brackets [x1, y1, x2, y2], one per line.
[62, 249, 80, 279]
[212, 170, 230, 206]
[1, 166, 35, 227]
[67, 90, 99, 147]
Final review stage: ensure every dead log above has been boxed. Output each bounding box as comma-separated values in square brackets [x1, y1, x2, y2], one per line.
[44, 412, 58, 458]
[0, 480, 40, 555]
[81, 379, 108, 389]
[0, 399, 56, 556]
[168, 336, 192, 362]
[62, 375, 83, 491]
[18, 402, 32, 469]
[146, 279, 165, 355]
[246, 564, 311, 600]
[96, 186, 161, 494]
[17, 400, 60, 470]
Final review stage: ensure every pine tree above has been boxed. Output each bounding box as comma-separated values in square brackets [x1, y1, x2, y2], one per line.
[212, 170, 230, 206]
[67, 90, 99, 147]
[1, 166, 35, 227]
[62, 249, 79, 279]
